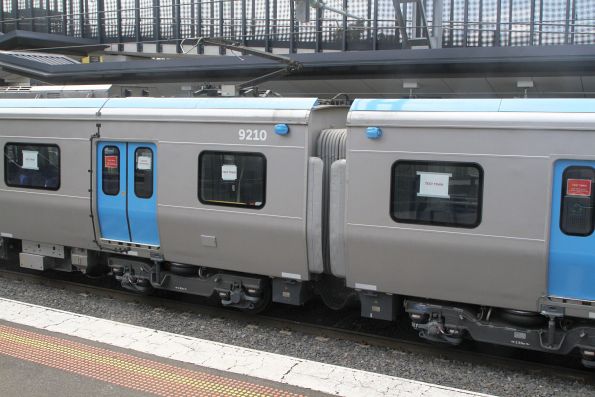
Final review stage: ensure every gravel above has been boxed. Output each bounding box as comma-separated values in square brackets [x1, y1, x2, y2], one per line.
[0, 276, 593, 397]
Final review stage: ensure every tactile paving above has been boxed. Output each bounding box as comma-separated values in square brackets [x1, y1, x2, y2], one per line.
[0, 324, 303, 397]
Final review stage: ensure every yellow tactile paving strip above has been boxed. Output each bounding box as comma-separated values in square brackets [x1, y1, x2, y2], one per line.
[0, 324, 303, 397]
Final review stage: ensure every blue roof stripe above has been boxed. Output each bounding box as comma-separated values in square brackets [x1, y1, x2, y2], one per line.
[0, 98, 108, 108]
[350, 99, 502, 112]
[351, 98, 595, 113]
[498, 99, 595, 113]
[102, 97, 319, 110]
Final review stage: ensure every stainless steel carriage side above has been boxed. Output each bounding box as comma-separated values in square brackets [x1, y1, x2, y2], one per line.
[0, 99, 105, 272]
[334, 98, 595, 364]
[96, 97, 347, 307]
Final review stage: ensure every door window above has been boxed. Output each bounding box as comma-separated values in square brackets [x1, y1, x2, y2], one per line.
[102, 146, 120, 196]
[134, 147, 153, 199]
[560, 166, 595, 236]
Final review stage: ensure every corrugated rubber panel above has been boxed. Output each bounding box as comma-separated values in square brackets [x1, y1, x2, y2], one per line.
[316, 129, 347, 273]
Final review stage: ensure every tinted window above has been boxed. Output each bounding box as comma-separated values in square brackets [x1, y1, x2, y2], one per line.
[199, 151, 266, 209]
[4, 143, 60, 190]
[560, 166, 595, 236]
[391, 161, 483, 228]
[102, 146, 120, 196]
[134, 147, 153, 199]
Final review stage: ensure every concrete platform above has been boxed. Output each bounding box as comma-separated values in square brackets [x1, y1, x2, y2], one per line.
[0, 297, 493, 397]
[0, 321, 320, 397]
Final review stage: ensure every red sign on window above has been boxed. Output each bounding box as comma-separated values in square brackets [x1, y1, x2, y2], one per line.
[567, 179, 592, 196]
[104, 155, 118, 169]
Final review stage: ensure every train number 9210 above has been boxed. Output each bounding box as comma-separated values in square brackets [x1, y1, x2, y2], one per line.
[239, 129, 267, 141]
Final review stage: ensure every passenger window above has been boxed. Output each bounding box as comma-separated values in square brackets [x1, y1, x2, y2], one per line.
[198, 151, 266, 209]
[134, 147, 153, 199]
[560, 166, 595, 236]
[4, 143, 60, 190]
[102, 146, 120, 196]
[391, 160, 483, 228]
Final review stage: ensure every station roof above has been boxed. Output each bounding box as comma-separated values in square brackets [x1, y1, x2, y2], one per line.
[0, 44, 592, 85]
[0, 30, 107, 55]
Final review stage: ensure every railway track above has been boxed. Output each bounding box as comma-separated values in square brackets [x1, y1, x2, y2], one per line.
[0, 264, 593, 387]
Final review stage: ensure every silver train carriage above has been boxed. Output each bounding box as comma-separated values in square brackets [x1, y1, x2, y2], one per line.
[0, 97, 594, 367]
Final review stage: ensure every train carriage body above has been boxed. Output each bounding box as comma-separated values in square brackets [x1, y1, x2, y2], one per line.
[1, 97, 595, 366]
[0, 98, 347, 303]
[342, 99, 595, 312]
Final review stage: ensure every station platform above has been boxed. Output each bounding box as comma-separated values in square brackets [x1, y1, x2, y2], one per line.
[0, 321, 317, 397]
[0, 298, 492, 397]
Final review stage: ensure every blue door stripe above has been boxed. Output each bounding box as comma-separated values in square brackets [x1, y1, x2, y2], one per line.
[127, 143, 160, 246]
[97, 142, 130, 242]
[97, 141, 160, 246]
[548, 160, 595, 301]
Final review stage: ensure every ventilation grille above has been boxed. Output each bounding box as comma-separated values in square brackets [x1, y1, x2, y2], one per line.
[0, 51, 80, 65]
[316, 128, 347, 273]
[0, 86, 32, 92]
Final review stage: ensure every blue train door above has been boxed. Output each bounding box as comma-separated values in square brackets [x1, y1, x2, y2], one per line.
[97, 142, 160, 247]
[549, 160, 595, 301]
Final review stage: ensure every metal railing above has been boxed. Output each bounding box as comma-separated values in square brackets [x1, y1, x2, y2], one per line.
[0, 0, 593, 52]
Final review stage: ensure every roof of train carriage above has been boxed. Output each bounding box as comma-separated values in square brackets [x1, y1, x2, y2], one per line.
[0, 97, 320, 110]
[0, 97, 593, 112]
[350, 98, 595, 113]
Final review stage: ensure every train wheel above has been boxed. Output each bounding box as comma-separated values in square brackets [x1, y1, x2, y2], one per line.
[242, 280, 272, 314]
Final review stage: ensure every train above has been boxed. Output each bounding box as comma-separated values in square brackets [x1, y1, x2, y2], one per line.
[0, 97, 594, 367]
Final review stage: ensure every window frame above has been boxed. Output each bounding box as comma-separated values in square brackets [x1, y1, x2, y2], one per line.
[390, 160, 484, 229]
[4, 142, 61, 191]
[101, 145, 121, 196]
[133, 147, 154, 199]
[198, 150, 267, 210]
[559, 166, 595, 237]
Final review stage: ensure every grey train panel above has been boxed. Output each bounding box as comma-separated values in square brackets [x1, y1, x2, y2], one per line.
[157, 206, 307, 278]
[344, 111, 595, 312]
[0, 117, 98, 250]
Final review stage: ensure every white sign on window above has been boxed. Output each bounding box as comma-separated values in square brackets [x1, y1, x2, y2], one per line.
[137, 156, 152, 170]
[22, 150, 39, 170]
[221, 164, 238, 181]
[417, 171, 451, 198]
